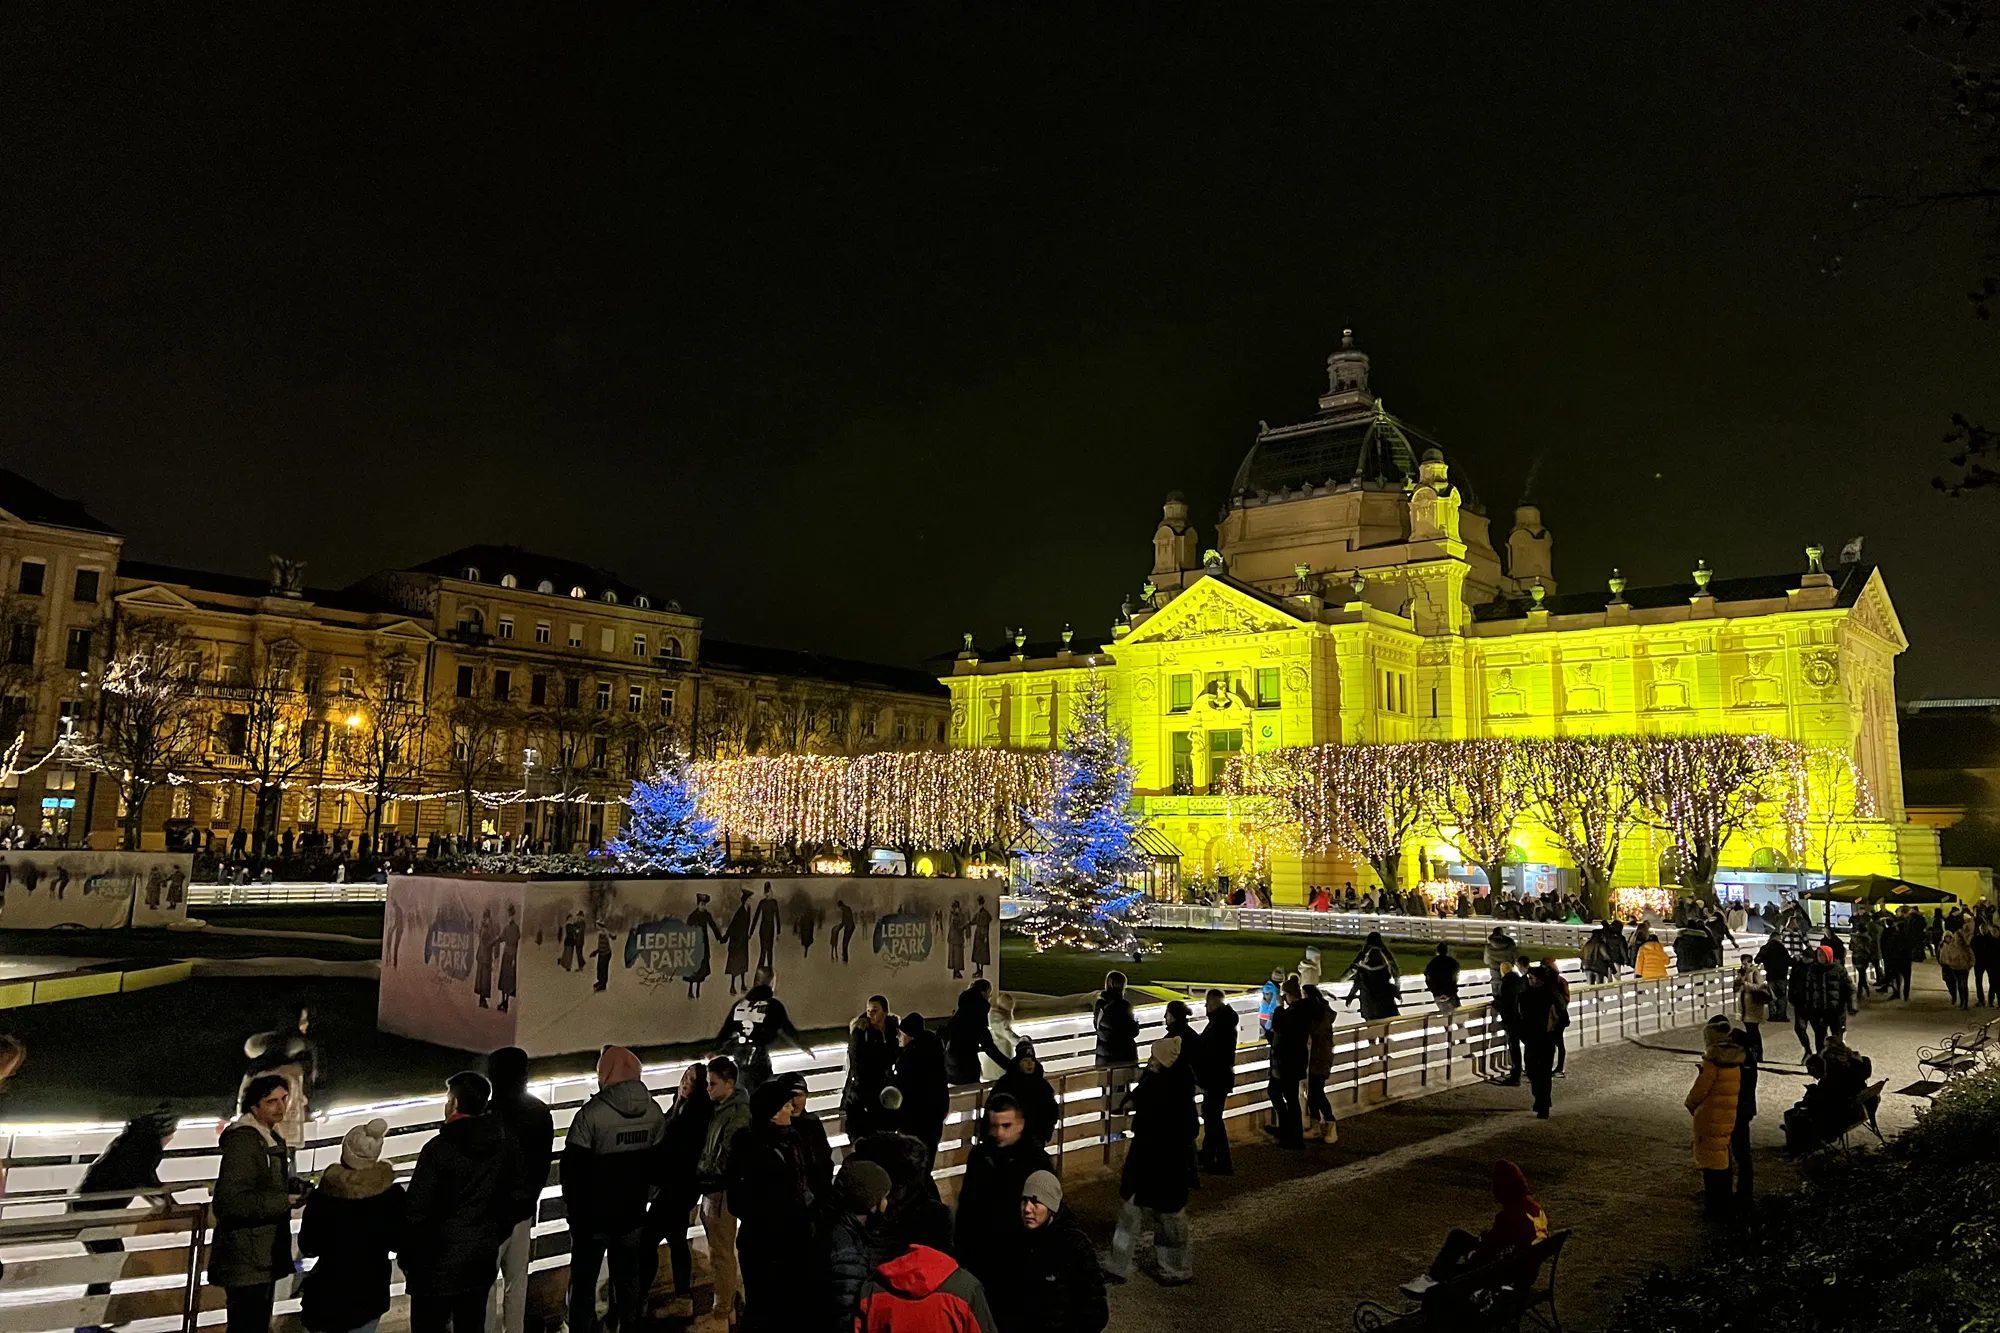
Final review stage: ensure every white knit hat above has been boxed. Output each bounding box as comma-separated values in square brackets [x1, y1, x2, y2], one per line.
[1148, 1035, 1182, 1071]
[341, 1117, 389, 1169]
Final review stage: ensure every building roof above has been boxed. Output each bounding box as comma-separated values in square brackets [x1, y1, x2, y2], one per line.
[1472, 562, 1878, 622]
[701, 638, 950, 698]
[394, 544, 678, 611]
[119, 559, 405, 615]
[0, 469, 120, 536]
[1230, 404, 1437, 499]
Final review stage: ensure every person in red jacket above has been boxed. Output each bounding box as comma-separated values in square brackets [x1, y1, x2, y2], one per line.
[853, 1200, 999, 1332]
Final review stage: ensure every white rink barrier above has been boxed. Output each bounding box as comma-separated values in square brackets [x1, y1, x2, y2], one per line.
[0, 958, 1740, 1333]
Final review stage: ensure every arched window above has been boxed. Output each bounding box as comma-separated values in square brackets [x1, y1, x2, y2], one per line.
[536, 579, 555, 594]
[601, 590, 618, 604]
[635, 595, 651, 610]
[664, 637, 683, 658]
[569, 585, 587, 599]
[500, 573, 518, 589]
[461, 566, 481, 582]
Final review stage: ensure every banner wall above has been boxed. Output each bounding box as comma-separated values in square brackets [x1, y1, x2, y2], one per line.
[378, 875, 1001, 1056]
[0, 850, 193, 929]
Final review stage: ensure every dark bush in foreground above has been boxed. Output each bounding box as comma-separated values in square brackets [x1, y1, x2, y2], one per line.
[1610, 1069, 2000, 1333]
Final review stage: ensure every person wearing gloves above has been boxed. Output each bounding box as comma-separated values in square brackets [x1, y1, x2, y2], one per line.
[210, 1073, 304, 1333]
[1016, 1171, 1109, 1333]
[299, 1117, 407, 1333]
[561, 1046, 665, 1333]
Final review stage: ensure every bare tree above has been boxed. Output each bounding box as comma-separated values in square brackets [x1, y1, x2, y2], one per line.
[439, 694, 511, 846]
[1790, 744, 1879, 889]
[689, 685, 755, 761]
[526, 667, 606, 850]
[1635, 735, 1806, 906]
[1235, 742, 1435, 896]
[332, 647, 426, 846]
[217, 636, 331, 843]
[760, 679, 852, 754]
[1426, 739, 1531, 901]
[91, 617, 206, 848]
[1519, 736, 1647, 917]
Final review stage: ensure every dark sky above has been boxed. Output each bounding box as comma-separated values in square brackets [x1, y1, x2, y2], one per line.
[5, 3, 1996, 697]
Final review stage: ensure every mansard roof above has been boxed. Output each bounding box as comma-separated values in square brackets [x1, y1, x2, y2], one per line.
[0, 469, 120, 535]
[1472, 562, 1879, 621]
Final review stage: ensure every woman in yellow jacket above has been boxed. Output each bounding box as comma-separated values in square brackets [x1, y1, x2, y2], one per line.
[1634, 936, 1671, 981]
[1685, 1016, 1745, 1215]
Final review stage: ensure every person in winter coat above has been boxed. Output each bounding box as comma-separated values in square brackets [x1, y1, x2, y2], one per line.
[696, 1057, 752, 1330]
[1733, 959, 1772, 1059]
[982, 991, 1024, 1082]
[561, 1046, 665, 1333]
[484, 1046, 552, 1333]
[1257, 968, 1283, 1038]
[237, 1002, 321, 1149]
[1493, 962, 1525, 1086]
[1580, 924, 1620, 984]
[1940, 921, 1975, 1010]
[1973, 905, 2000, 1006]
[1106, 1032, 1199, 1284]
[891, 1012, 951, 1166]
[1790, 945, 1857, 1059]
[781, 1071, 834, 1201]
[1633, 935, 1671, 981]
[299, 1117, 405, 1333]
[823, 1160, 892, 1329]
[1093, 971, 1140, 1064]
[1756, 933, 1793, 1019]
[1538, 957, 1573, 1076]
[1516, 964, 1562, 1118]
[210, 1073, 303, 1333]
[943, 981, 1011, 1085]
[401, 1072, 520, 1333]
[1195, 989, 1238, 1173]
[728, 1081, 818, 1332]
[1016, 1171, 1109, 1333]
[1344, 939, 1401, 1021]
[714, 972, 807, 1093]
[847, 1130, 942, 1245]
[1727, 1019, 1761, 1208]
[647, 1063, 710, 1321]
[1264, 977, 1309, 1147]
[955, 1093, 1054, 1298]
[1880, 909, 1914, 999]
[992, 1041, 1060, 1147]
[1301, 985, 1339, 1142]
[77, 1106, 178, 1303]
[1484, 927, 1520, 976]
[1685, 1016, 1745, 1218]
[842, 995, 899, 1141]
[854, 1200, 999, 1333]
[1849, 908, 1882, 997]
[1420, 1160, 1551, 1297]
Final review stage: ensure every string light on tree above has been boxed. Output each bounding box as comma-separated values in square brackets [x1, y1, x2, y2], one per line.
[604, 754, 725, 874]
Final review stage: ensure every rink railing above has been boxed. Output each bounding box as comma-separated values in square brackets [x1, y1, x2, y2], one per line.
[186, 881, 388, 906]
[0, 958, 1737, 1333]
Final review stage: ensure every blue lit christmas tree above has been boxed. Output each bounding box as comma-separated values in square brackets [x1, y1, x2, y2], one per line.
[606, 756, 725, 874]
[1019, 670, 1153, 953]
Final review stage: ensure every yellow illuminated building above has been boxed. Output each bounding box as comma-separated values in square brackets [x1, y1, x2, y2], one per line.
[944, 334, 1940, 905]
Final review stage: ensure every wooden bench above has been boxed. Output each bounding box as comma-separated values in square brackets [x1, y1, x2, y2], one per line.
[1353, 1230, 1569, 1332]
[1916, 1018, 1997, 1090]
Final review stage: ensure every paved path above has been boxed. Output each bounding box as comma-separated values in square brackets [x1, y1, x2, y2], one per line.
[1072, 966, 1977, 1333]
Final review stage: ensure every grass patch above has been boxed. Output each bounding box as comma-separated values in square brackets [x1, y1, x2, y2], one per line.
[1608, 1066, 2000, 1333]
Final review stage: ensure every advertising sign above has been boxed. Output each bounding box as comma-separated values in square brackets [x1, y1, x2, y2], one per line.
[0, 850, 193, 929]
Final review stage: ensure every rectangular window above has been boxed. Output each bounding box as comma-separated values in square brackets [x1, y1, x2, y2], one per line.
[628, 685, 643, 713]
[590, 736, 608, 769]
[568, 623, 584, 648]
[8, 623, 36, 665]
[338, 666, 356, 694]
[536, 621, 552, 644]
[632, 634, 647, 657]
[498, 616, 515, 640]
[599, 627, 614, 653]
[494, 669, 512, 702]
[1208, 728, 1243, 758]
[219, 713, 248, 755]
[452, 725, 470, 762]
[530, 673, 548, 706]
[65, 628, 92, 670]
[1431, 686, 1438, 719]
[0, 697, 26, 740]
[659, 687, 675, 718]
[1171, 732, 1194, 791]
[596, 681, 611, 710]
[563, 676, 580, 708]
[72, 568, 100, 603]
[56, 700, 83, 737]
[1256, 666, 1280, 708]
[16, 561, 43, 596]
[456, 665, 475, 698]
[1169, 673, 1193, 713]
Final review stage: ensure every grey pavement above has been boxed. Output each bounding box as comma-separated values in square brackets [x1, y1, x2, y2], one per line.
[1073, 964, 1982, 1333]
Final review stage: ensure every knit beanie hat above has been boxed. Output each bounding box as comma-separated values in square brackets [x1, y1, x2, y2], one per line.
[899, 1012, 926, 1038]
[1148, 1035, 1182, 1071]
[1021, 1169, 1063, 1211]
[833, 1160, 892, 1214]
[597, 1045, 642, 1089]
[750, 1080, 793, 1124]
[341, 1117, 389, 1169]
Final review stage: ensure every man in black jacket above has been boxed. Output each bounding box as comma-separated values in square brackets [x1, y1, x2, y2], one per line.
[484, 1047, 552, 1333]
[1264, 977, 1308, 1149]
[954, 1094, 1053, 1297]
[891, 1012, 950, 1168]
[943, 980, 1011, 1085]
[841, 995, 898, 1140]
[715, 972, 808, 1093]
[1013, 1170, 1108, 1333]
[561, 1046, 665, 1333]
[402, 1072, 520, 1333]
[1195, 989, 1238, 1174]
[1094, 970, 1140, 1132]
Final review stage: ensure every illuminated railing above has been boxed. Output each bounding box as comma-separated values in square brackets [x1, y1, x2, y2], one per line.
[0, 960, 1738, 1333]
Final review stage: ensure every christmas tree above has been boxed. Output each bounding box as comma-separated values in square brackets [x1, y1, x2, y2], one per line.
[606, 757, 726, 874]
[1019, 670, 1153, 953]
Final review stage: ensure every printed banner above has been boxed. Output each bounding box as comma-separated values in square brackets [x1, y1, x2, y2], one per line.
[0, 850, 193, 929]
[378, 875, 1000, 1056]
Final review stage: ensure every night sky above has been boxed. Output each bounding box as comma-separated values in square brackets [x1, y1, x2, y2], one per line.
[5, 4, 1996, 697]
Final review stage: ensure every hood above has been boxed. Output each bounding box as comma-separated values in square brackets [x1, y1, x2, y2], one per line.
[244, 1031, 308, 1061]
[715, 1087, 750, 1115]
[597, 1079, 660, 1118]
[440, 1111, 509, 1159]
[317, 1161, 398, 1200]
[225, 1115, 282, 1148]
[874, 1244, 959, 1299]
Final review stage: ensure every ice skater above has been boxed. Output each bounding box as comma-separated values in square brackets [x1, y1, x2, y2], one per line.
[592, 924, 614, 992]
[685, 892, 719, 998]
[724, 890, 753, 994]
[834, 898, 856, 963]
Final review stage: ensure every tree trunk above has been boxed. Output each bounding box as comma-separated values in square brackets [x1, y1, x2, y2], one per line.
[121, 781, 151, 851]
[1482, 858, 1510, 906]
[1370, 851, 1403, 897]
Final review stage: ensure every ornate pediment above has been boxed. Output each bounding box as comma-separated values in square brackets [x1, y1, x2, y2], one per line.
[1845, 570, 1907, 652]
[1124, 575, 1305, 644]
[113, 583, 199, 612]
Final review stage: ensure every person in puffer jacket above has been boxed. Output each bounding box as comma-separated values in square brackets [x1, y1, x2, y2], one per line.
[561, 1046, 665, 1333]
[854, 1199, 999, 1332]
[1483, 927, 1520, 976]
